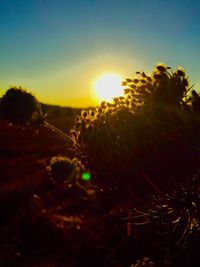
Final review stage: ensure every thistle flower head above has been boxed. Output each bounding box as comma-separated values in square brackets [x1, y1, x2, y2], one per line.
[48, 156, 76, 182]
[0, 87, 43, 126]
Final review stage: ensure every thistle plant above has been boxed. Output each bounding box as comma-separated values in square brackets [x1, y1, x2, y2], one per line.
[48, 156, 77, 183]
[0, 86, 72, 142]
[0, 87, 44, 126]
[47, 155, 94, 197]
[69, 64, 200, 264]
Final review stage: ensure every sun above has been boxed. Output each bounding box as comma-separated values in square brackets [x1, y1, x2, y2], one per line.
[94, 73, 123, 102]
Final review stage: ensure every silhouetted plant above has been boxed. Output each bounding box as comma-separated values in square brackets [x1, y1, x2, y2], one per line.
[47, 155, 94, 197]
[68, 63, 200, 265]
[0, 87, 43, 126]
[126, 173, 200, 243]
[48, 156, 77, 182]
[70, 64, 200, 199]
[0, 86, 72, 142]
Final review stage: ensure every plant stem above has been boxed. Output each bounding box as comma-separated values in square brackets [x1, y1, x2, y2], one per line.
[44, 121, 72, 144]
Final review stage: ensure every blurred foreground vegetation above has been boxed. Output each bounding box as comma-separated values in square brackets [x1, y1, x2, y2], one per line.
[1, 64, 200, 266]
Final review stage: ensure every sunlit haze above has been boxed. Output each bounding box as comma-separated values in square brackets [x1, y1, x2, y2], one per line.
[94, 73, 123, 103]
[0, 0, 200, 107]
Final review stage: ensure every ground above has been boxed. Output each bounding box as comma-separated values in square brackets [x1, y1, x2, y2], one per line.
[0, 117, 140, 267]
[1, 115, 198, 267]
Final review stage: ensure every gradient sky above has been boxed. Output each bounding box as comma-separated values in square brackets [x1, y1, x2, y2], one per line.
[1, 0, 200, 107]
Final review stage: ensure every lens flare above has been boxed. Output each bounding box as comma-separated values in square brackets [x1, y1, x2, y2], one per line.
[82, 172, 91, 181]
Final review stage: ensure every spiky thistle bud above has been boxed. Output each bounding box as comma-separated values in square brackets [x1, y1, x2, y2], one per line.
[48, 156, 76, 182]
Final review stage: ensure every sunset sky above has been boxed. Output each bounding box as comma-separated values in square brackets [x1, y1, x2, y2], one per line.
[1, 0, 200, 107]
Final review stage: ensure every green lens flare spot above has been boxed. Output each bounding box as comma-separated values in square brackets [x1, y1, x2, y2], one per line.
[82, 172, 91, 181]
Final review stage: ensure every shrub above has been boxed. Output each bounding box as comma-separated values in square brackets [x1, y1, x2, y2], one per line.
[0, 87, 44, 126]
[70, 64, 200, 200]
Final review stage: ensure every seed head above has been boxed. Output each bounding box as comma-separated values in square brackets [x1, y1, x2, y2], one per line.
[140, 79, 146, 84]
[90, 110, 95, 117]
[75, 116, 81, 122]
[48, 156, 76, 182]
[81, 110, 87, 118]
[107, 102, 114, 107]
[177, 67, 185, 77]
[124, 89, 131, 94]
[98, 107, 103, 113]
[130, 84, 136, 89]
[156, 63, 167, 72]
[141, 72, 147, 78]
[113, 97, 119, 103]
[101, 101, 107, 109]
[126, 99, 130, 106]
[96, 113, 101, 119]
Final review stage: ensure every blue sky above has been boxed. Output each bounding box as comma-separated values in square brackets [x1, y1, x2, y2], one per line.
[1, 0, 200, 106]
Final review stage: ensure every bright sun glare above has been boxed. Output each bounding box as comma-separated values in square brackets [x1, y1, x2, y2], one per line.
[94, 73, 123, 102]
